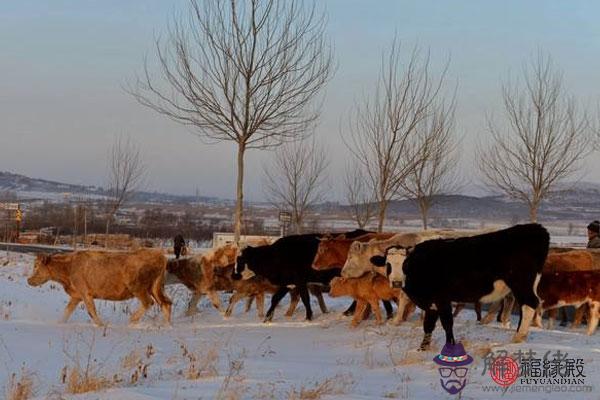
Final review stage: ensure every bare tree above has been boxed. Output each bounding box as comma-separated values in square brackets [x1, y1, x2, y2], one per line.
[105, 135, 145, 244]
[129, 0, 333, 242]
[263, 138, 329, 234]
[344, 40, 449, 232]
[478, 52, 590, 222]
[344, 161, 376, 229]
[400, 100, 461, 230]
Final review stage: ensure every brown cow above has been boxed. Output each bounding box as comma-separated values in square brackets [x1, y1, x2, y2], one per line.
[166, 243, 238, 316]
[483, 250, 596, 328]
[312, 232, 395, 270]
[329, 273, 415, 327]
[535, 270, 600, 335]
[27, 249, 171, 326]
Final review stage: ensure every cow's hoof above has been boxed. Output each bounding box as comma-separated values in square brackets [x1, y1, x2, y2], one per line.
[343, 310, 354, 317]
[502, 321, 511, 329]
[511, 333, 527, 343]
[184, 309, 198, 317]
[284, 312, 293, 318]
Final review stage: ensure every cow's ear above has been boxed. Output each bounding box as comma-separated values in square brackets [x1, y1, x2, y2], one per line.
[370, 255, 386, 266]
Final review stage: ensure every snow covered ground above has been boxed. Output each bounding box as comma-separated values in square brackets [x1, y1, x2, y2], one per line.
[0, 252, 598, 399]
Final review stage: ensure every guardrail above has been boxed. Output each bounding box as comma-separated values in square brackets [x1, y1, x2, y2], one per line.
[0, 242, 73, 255]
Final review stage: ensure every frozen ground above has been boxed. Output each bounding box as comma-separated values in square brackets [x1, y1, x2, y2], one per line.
[0, 252, 598, 399]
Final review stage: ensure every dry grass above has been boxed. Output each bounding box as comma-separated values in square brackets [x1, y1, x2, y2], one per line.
[176, 339, 219, 380]
[286, 373, 354, 400]
[5, 368, 36, 400]
[214, 350, 247, 400]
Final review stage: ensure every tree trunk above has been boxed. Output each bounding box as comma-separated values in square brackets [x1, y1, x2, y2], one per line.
[529, 204, 538, 223]
[234, 143, 246, 243]
[418, 198, 429, 230]
[104, 218, 110, 248]
[377, 200, 387, 233]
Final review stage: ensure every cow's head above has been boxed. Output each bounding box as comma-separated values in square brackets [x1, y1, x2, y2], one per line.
[369, 245, 412, 289]
[341, 241, 371, 278]
[28, 253, 53, 287]
[232, 248, 255, 281]
[328, 277, 348, 297]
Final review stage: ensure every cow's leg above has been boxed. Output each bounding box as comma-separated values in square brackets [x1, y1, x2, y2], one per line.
[500, 294, 515, 328]
[586, 302, 600, 336]
[351, 300, 368, 328]
[256, 292, 265, 318]
[298, 284, 313, 321]
[130, 292, 154, 325]
[264, 287, 289, 323]
[559, 307, 569, 327]
[475, 302, 482, 322]
[438, 303, 455, 345]
[61, 297, 80, 323]
[206, 290, 222, 312]
[286, 288, 300, 317]
[573, 304, 588, 328]
[533, 306, 544, 328]
[481, 300, 502, 325]
[403, 300, 416, 321]
[392, 292, 410, 325]
[225, 292, 243, 317]
[245, 295, 254, 313]
[513, 301, 538, 343]
[185, 292, 202, 316]
[151, 276, 172, 325]
[382, 300, 393, 320]
[419, 308, 439, 351]
[547, 308, 557, 330]
[314, 288, 329, 314]
[453, 303, 465, 318]
[367, 298, 383, 325]
[343, 301, 357, 316]
[82, 295, 104, 327]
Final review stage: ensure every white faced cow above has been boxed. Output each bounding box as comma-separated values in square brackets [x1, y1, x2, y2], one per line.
[372, 224, 549, 351]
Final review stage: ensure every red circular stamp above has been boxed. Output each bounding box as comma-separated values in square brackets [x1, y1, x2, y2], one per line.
[489, 356, 519, 386]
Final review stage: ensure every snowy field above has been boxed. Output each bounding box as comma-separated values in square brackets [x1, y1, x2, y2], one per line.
[0, 252, 598, 399]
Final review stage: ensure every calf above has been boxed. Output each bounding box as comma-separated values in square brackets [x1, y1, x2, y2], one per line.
[329, 273, 415, 327]
[399, 224, 549, 350]
[233, 234, 340, 322]
[166, 243, 238, 315]
[27, 249, 171, 326]
[535, 271, 600, 335]
[217, 264, 329, 318]
[312, 232, 396, 318]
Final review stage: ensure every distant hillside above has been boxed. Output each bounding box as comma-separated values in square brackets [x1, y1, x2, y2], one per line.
[0, 171, 227, 205]
[2, 171, 600, 220]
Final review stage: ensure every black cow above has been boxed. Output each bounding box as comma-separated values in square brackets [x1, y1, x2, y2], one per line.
[233, 234, 341, 322]
[374, 224, 549, 350]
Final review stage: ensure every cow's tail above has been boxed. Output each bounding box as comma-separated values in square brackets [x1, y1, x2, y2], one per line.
[152, 258, 172, 307]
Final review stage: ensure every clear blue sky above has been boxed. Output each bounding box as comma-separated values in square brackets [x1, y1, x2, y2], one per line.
[1, 1, 599, 200]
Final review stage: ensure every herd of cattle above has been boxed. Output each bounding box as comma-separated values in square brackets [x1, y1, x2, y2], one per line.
[26, 224, 600, 351]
